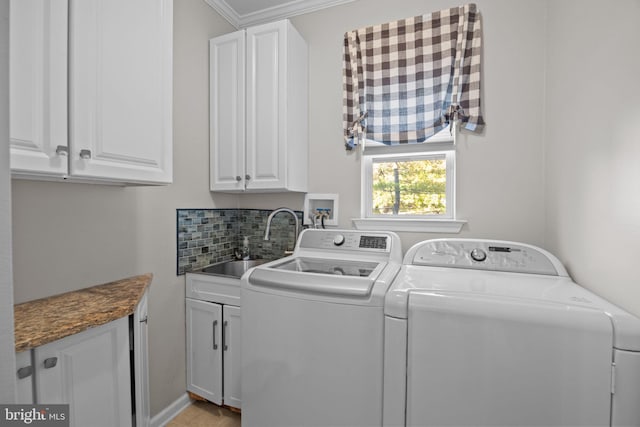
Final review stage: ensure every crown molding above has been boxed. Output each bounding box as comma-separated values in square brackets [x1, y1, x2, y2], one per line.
[204, 0, 241, 28]
[205, 0, 355, 29]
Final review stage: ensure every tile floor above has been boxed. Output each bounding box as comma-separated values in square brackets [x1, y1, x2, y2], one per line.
[166, 401, 241, 427]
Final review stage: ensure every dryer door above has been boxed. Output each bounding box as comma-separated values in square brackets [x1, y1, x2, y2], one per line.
[406, 291, 613, 427]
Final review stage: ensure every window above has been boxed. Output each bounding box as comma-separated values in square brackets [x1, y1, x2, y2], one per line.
[344, 5, 483, 233]
[354, 129, 466, 233]
[362, 131, 456, 221]
[364, 151, 454, 219]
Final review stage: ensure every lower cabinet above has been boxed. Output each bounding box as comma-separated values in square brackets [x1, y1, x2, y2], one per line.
[14, 291, 149, 427]
[35, 317, 132, 427]
[186, 298, 241, 408]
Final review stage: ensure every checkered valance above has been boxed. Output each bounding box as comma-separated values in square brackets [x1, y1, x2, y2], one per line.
[343, 3, 484, 150]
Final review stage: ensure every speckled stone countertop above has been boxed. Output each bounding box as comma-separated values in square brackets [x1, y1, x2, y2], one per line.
[14, 274, 153, 353]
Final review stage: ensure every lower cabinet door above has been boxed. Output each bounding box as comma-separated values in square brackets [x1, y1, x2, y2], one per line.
[134, 291, 150, 427]
[15, 351, 34, 404]
[34, 316, 132, 427]
[186, 298, 223, 405]
[223, 305, 241, 408]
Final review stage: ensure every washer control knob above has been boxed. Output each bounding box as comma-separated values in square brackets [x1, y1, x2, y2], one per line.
[333, 234, 345, 246]
[470, 248, 487, 262]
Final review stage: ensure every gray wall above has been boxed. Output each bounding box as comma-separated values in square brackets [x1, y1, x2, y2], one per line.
[137, 2, 235, 414]
[10, 0, 549, 416]
[280, 0, 548, 252]
[11, 0, 235, 415]
[544, 0, 640, 317]
[11, 0, 640, 418]
[0, 0, 16, 403]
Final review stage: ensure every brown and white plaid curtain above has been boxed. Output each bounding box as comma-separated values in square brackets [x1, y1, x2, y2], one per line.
[343, 3, 484, 150]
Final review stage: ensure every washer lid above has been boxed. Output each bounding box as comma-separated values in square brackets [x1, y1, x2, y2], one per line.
[385, 265, 640, 351]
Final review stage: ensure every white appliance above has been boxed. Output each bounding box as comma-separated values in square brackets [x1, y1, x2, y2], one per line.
[384, 238, 640, 427]
[242, 229, 402, 427]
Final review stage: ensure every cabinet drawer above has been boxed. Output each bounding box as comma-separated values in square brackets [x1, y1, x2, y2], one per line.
[186, 273, 241, 306]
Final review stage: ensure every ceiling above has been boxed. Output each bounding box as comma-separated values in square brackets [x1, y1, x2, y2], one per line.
[204, 0, 355, 29]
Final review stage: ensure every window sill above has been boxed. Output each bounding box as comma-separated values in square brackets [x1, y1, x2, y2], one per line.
[352, 218, 467, 233]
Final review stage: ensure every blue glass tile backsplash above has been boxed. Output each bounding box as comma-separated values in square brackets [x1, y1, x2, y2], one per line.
[176, 208, 303, 275]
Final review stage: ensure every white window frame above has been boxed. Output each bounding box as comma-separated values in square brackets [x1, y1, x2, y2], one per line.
[363, 150, 455, 219]
[353, 129, 467, 233]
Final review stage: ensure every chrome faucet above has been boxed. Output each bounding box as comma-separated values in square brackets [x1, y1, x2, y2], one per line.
[264, 208, 300, 252]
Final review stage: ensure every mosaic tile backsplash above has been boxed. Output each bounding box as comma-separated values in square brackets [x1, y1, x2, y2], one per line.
[176, 209, 303, 275]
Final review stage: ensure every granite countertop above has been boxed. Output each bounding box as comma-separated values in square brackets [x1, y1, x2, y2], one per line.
[14, 273, 153, 353]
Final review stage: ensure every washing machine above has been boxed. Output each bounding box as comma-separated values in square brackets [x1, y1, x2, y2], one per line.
[242, 229, 402, 427]
[383, 238, 640, 427]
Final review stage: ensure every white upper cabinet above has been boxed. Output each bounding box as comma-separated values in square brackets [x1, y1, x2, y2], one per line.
[210, 19, 308, 193]
[210, 31, 246, 191]
[9, 0, 68, 176]
[10, 0, 173, 185]
[68, 0, 172, 183]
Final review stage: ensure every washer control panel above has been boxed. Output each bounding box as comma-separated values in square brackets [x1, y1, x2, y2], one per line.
[299, 230, 392, 253]
[408, 239, 566, 276]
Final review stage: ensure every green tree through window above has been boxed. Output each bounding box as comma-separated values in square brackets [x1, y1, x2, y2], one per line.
[372, 158, 446, 215]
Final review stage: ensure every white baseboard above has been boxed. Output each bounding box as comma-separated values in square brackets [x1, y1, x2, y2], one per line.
[150, 393, 193, 427]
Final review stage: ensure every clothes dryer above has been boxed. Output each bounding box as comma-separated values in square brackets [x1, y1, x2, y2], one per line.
[384, 239, 640, 427]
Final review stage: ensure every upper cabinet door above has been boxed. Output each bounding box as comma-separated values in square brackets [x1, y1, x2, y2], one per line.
[210, 31, 246, 192]
[9, 0, 68, 176]
[245, 21, 287, 190]
[68, 0, 173, 184]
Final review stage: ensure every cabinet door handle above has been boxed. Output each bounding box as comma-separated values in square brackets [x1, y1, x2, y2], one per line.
[55, 145, 68, 156]
[245, 174, 251, 181]
[235, 176, 242, 182]
[79, 149, 92, 159]
[43, 357, 58, 369]
[223, 320, 228, 351]
[212, 320, 218, 350]
[139, 315, 148, 324]
[17, 366, 33, 379]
